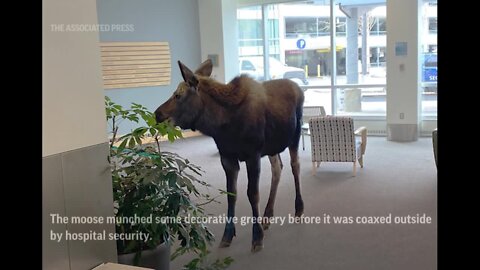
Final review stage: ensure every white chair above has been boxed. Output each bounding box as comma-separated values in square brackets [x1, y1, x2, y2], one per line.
[301, 106, 326, 150]
[309, 116, 367, 176]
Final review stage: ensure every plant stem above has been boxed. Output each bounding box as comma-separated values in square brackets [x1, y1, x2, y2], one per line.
[155, 136, 161, 153]
[110, 116, 118, 148]
[196, 195, 222, 207]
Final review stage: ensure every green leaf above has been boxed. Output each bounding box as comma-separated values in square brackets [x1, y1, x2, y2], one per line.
[149, 128, 157, 137]
[128, 138, 136, 148]
[134, 136, 143, 145]
[117, 139, 128, 152]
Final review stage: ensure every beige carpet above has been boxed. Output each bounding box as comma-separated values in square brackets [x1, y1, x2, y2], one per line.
[161, 135, 437, 270]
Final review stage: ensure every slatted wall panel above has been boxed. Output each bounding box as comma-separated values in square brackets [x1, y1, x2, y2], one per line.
[100, 42, 171, 89]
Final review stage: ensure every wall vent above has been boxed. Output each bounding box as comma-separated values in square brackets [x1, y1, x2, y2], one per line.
[367, 129, 387, 136]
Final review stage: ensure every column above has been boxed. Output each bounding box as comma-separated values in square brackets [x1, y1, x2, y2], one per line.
[386, 0, 421, 141]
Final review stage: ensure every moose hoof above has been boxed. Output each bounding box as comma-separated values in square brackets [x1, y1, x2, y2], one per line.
[219, 240, 232, 248]
[251, 241, 264, 253]
[219, 224, 235, 248]
[261, 219, 271, 230]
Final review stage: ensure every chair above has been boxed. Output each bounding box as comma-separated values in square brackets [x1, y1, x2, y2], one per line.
[301, 106, 326, 150]
[309, 116, 367, 176]
[432, 128, 437, 169]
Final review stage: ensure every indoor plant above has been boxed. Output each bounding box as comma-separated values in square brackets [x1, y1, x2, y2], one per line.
[105, 97, 233, 269]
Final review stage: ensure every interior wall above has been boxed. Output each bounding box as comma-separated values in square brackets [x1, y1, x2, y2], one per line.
[198, 0, 225, 82]
[198, 0, 239, 83]
[222, 1, 240, 82]
[43, 0, 117, 269]
[97, 0, 201, 134]
[43, 0, 108, 157]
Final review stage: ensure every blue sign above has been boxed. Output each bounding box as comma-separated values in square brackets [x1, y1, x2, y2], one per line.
[423, 67, 437, 82]
[296, 39, 306, 49]
[422, 53, 437, 82]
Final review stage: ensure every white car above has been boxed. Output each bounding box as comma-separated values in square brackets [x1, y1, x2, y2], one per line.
[239, 56, 309, 85]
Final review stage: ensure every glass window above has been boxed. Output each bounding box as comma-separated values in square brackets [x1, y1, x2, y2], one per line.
[369, 47, 386, 67]
[336, 5, 386, 116]
[378, 18, 386, 33]
[420, 0, 437, 120]
[336, 17, 346, 36]
[238, 1, 387, 116]
[370, 17, 386, 35]
[428, 17, 437, 33]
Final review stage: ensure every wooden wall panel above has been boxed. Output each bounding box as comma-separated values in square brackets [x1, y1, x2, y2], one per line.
[99, 42, 171, 89]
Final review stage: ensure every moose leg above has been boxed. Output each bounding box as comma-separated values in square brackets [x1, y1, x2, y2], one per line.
[219, 155, 239, 248]
[289, 147, 304, 218]
[246, 154, 264, 252]
[262, 154, 283, 230]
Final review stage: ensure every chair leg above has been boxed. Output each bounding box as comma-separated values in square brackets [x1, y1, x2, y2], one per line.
[316, 162, 320, 168]
[352, 161, 357, 177]
[302, 132, 305, 150]
[358, 156, 364, 168]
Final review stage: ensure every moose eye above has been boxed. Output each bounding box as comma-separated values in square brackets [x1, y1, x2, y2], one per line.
[174, 93, 181, 100]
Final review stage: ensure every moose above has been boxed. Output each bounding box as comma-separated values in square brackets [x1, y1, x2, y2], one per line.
[155, 59, 304, 252]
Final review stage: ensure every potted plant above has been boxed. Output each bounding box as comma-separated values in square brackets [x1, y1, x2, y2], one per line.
[105, 97, 233, 269]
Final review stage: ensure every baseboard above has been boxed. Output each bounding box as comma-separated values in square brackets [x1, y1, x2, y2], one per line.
[387, 124, 418, 142]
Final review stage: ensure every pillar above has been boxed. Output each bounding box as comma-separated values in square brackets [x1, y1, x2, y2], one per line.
[386, 0, 422, 141]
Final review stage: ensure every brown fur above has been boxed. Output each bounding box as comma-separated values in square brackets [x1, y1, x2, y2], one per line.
[197, 75, 249, 106]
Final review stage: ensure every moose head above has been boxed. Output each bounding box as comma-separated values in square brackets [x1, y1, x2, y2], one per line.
[154, 59, 213, 130]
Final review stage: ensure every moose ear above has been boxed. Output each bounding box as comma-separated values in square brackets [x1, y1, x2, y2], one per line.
[194, 59, 213, 77]
[178, 61, 198, 87]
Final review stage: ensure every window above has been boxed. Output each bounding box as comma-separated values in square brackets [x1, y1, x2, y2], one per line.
[370, 47, 386, 67]
[238, 2, 387, 117]
[428, 17, 437, 33]
[336, 17, 346, 36]
[369, 16, 386, 36]
[420, 0, 437, 120]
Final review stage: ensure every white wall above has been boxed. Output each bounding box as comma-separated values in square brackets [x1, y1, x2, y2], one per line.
[386, 0, 421, 140]
[222, 0, 240, 82]
[43, 1, 117, 269]
[43, 0, 108, 157]
[199, 0, 225, 81]
[386, 0, 420, 124]
[199, 0, 239, 83]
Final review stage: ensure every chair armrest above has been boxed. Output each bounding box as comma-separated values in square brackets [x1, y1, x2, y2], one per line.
[354, 126, 367, 136]
[354, 126, 367, 154]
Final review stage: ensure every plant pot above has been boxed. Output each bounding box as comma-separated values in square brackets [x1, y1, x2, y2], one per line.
[117, 242, 170, 270]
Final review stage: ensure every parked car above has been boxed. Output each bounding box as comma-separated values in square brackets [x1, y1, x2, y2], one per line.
[239, 56, 309, 85]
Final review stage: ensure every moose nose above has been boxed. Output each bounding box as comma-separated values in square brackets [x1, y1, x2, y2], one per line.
[155, 111, 166, 123]
[155, 109, 165, 123]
